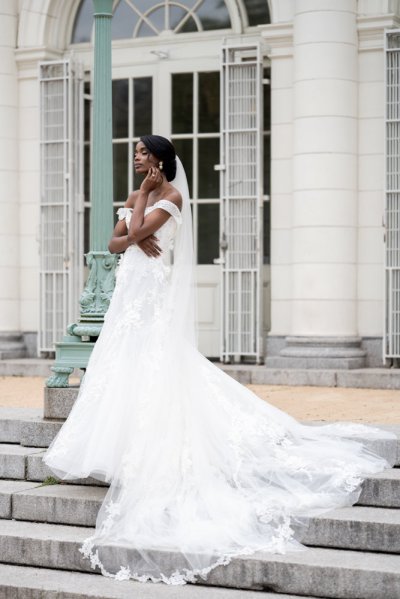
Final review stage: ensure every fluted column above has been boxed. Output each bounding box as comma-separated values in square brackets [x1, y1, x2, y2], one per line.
[91, 0, 113, 250]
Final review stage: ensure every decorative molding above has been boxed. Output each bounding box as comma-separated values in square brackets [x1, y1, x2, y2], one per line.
[15, 46, 64, 78]
[79, 252, 117, 317]
[357, 14, 400, 50]
[261, 23, 293, 58]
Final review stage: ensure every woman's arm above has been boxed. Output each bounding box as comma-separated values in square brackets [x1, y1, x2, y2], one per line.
[108, 220, 131, 254]
[108, 190, 163, 257]
[127, 167, 181, 244]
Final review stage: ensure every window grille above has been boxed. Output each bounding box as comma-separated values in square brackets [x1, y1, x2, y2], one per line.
[39, 60, 84, 354]
[384, 30, 400, 361]
[219, 42, 264, 363]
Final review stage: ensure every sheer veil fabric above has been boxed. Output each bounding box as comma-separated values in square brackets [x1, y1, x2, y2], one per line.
[44, 157, 395, 585]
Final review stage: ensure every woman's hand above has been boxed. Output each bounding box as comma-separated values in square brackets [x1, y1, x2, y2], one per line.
[137, 234, 162, 258]
[140, 166, 163, 194]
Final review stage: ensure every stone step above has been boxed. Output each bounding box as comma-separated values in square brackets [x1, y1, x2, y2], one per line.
[19, 417, 63, 447]
[7, 483, 400, 554]
[358, 467, 400, 508]
[0, 480, 42, 518]
[26, 449, 108, 486]
[2, 357, 400, 389]
[12, 483, 107, 527]
[2, 441, 399, 502]
[0, 519, 399, 598]
[0, 407, 43, 443]
[0, 358, 52, 377]
[0, 443, 44, 479]
[0, 564, 315, 599]
[14, 413, 400, 466]
[299, 505, 400, 553]
[25, 450, 400, 505]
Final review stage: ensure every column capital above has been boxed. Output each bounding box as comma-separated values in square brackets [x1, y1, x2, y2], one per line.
[93, 0, 113, 16]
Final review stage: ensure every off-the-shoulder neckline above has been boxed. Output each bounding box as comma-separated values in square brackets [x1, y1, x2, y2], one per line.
[118, 199, 181, 213]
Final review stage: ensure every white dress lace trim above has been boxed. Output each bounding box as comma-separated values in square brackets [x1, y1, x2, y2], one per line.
[116, 199, 182, 229]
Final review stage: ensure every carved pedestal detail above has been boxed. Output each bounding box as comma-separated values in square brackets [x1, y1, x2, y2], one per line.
[46, 251, 118, 388]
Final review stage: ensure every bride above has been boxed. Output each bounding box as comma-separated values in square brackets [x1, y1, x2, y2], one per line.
[44, 135, 394, 585]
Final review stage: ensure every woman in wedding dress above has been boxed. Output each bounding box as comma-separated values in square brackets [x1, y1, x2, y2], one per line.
[44, 135, 394, 585]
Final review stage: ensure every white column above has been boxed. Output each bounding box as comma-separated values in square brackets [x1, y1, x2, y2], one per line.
[292, 0, 358, 337]
[0, 1, 19, 332]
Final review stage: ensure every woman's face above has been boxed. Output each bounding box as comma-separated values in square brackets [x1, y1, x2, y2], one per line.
[134, 141, 158, 174]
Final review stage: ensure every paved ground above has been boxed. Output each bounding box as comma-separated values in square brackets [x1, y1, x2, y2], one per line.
[0, 375, 399, 423]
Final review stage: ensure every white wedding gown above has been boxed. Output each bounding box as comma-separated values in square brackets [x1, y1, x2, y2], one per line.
[44, 198, 394, 585]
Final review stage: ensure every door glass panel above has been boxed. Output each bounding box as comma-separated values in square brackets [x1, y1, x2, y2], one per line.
[199, 72, 220, 133]
[198, 137, 219, 198]
[84, 206, 90, 256]
[198, 203, 219, 264]
[113, 143, 128, 203]
[84, 81, 91, 142]
[263, 200, 270, 264]
[172, 73, 193, 133]
[134, 77, 152, 137]
[84, 145, 90, 201]
[172, 138, 193, 198]
[112, 79, 129, 138]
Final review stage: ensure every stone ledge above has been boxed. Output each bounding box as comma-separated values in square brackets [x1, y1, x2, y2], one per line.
[1, 519, 400, 597]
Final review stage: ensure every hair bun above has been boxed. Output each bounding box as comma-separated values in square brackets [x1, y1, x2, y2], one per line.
[140, 135, 177, 181]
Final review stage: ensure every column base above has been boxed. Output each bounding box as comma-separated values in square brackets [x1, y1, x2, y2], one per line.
[265, 336, 366, 369]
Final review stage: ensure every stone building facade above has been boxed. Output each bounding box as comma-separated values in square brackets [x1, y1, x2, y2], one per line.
[0, 0, 399, 368]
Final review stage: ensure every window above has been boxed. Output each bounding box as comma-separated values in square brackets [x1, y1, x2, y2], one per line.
[244, 0, 270, 27]
[72, 0, 232, 43]
[83, 76, 153, 253]
[171, 71, 220, 264]
[71, 0, 271, 43]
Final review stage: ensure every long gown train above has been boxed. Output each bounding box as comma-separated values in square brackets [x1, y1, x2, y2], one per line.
[44, 199, 395, 585]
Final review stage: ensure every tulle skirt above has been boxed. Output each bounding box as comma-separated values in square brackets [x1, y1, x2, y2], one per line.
[44, 246, 395, 585]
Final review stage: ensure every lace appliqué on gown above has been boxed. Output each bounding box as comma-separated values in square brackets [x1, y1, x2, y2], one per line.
[43, 198, 396, 586]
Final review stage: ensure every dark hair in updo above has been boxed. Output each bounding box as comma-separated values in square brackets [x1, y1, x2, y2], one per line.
[140, 135, 176, 182]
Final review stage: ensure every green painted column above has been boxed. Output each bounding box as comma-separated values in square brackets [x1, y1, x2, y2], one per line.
[91, 0, 113, 250]
[46, 0, 117, 387]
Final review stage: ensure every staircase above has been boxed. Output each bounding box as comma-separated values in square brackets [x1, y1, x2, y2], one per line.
[0, 389, 400, 598]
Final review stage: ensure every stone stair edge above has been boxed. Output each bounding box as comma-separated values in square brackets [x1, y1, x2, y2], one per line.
[0, 519, 400, 598]
[1, 357, 400, 389]
[4, 482, 400, 553]
[0, 564, 321, 599]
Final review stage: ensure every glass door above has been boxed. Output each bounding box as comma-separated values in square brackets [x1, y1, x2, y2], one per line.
[169, 69, 221, 356]
[84, 60, 222, 357]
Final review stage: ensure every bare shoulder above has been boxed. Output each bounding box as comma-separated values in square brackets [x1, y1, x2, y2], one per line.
[124, 190, 139, 209]
[164, 187, 183, 211]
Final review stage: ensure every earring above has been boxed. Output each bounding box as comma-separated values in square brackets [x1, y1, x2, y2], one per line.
[159, 161, 163, 171]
